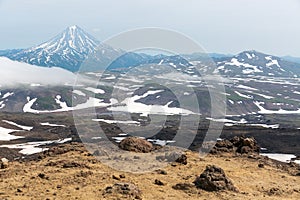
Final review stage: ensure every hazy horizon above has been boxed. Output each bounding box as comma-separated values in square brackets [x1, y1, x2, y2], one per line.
[0, 0, 300, 57]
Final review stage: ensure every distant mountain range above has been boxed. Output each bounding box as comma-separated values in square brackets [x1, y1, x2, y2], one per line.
[282, 56, 300, 65]
[0, 25, 299, 77]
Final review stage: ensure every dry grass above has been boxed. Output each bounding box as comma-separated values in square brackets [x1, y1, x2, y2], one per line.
[0, 144, 300, 200]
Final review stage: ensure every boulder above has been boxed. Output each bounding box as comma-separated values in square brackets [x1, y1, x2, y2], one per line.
[211, 136, 260, 155]
[119, 137, 153, 153]
[234, 137, 260, 154]
[194, 165, 238, 192]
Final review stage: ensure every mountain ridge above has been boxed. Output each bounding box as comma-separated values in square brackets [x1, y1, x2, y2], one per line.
[0, 26, 299, 77]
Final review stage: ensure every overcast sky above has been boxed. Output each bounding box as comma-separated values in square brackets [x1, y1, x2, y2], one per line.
[0, 0, 300, 56]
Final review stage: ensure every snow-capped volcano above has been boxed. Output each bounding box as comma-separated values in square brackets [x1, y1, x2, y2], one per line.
[7, 25, 100, 72]
[30, 25, 99, 54]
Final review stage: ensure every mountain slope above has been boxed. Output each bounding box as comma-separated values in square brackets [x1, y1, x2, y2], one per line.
[214, 50, 300, 77]
[282, 55, 300, 65]
[0, 49, 23, 56]
[6, 25, 100, 72]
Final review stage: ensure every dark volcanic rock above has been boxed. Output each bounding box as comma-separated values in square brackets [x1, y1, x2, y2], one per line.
[154, 179, 165, 186]
[175, 154, 188, 165]
[0, 158, 9, 169]
[62, 162, 83, 168]
[214, 140, 234, 152]
[103, 182, 142, 199]
[258, 163, 265, 168]
[119, 137, 153, 153]
[155, 169, 167, 175]
[233, 137, 260, 154]
[172, 183, 195, 191]
[267, 187, 282, 196]
[37, 173, 49, 180]
[194, 165, 238, 192]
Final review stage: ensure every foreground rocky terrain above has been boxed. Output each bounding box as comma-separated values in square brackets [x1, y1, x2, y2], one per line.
[1, 140, 300, 200]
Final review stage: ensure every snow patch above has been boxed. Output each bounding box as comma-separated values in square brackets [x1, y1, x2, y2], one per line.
[254, 101, 300, 114]
[2, 120, 33, 131]
[73, 90, 86, 96]
[85, 87, 105, 94]
[147, 139, 176, 146]
[0, 126, 24, 141]
[236, 85, 258, 91]
[261, 153, 296, 163]
[40, 122, 66, 127]
[293, 91, 300, 95]
[92, 119, 140, 125]
[0, 101, 5, 109]
[225, 58, 263, 74]
[23, 96, 118, 113]
[234, 91, 253, 99]
[0, 138, 72, 155]
[265, 56, 282, 69]
[2, 92, 14, 99]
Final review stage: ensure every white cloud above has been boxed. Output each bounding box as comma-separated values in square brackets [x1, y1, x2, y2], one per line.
[0, 57, 76, 86]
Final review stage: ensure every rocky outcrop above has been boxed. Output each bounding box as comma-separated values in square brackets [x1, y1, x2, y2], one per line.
[211, 136, 260, 155]
[232, 136, 260, 154]
[119, 137, 153, 153]
[194, 165, 238, 192]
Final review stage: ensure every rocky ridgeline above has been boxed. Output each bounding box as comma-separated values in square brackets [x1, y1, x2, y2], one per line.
[211, 136, 260, 155]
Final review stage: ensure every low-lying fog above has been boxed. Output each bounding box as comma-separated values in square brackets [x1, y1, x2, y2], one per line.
[0, 57, 77, 87]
